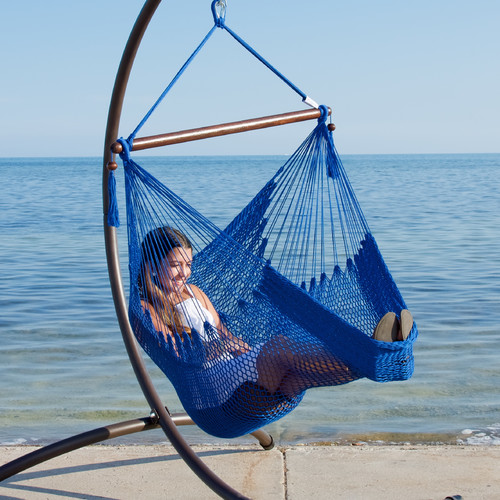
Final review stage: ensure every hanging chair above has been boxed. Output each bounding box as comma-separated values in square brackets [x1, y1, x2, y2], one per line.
[103, 1, 417, 441]
[109, 105, 415, 440]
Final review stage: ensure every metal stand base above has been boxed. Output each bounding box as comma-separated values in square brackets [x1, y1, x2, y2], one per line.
[0, 412, 273, 482]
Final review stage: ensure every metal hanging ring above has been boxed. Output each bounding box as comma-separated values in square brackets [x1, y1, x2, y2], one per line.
[211, 0, 227, 26]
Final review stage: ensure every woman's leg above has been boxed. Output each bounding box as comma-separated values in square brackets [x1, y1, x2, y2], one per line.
[255, 335, 359, 397]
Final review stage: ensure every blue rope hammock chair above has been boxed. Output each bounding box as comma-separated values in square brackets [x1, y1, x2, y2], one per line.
[106, 0, 417, 440]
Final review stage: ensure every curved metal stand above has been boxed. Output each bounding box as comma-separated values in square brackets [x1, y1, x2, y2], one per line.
[102, 1, 272, 499]
[0, 413, 273, 482]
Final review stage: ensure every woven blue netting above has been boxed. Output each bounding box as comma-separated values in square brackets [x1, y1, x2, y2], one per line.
[119, 114, 416, 439]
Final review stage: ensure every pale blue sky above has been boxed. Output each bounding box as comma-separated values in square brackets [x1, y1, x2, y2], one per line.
[1, 0, 499, 156]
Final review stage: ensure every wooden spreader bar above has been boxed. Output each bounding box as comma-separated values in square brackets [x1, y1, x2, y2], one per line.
[111, 107, 331, 153]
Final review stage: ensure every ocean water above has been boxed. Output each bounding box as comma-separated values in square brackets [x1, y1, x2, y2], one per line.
[0, 154, 499, 447]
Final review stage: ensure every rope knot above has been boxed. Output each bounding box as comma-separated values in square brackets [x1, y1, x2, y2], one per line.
[211, 0, 227, 27]
[318, 105, 329, 124]
[117, 137, 132, 161]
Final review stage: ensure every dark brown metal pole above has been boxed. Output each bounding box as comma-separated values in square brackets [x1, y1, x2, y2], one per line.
[0, 417, 157, 481]
[111, 107, 329, 152]
[102, 2, 254, 499]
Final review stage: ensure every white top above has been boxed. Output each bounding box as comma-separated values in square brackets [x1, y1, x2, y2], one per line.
[173, 287, 217, 342]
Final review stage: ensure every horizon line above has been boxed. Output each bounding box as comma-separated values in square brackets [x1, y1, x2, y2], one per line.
[1, 152, 499, 160]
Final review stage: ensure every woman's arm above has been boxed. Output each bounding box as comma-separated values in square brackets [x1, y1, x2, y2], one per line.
[141, 299, 170, 336]
[141, 297, 181, 357]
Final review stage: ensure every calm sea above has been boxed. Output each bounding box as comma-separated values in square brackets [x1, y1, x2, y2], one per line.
[1, 154, 499, 446]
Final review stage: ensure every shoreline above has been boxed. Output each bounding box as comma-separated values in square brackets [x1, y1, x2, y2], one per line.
[2, 428, 499, 447]
[1, 444, 499, 499]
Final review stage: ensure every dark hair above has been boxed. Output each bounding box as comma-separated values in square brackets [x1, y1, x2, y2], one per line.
[138, 227, 193, 337]
[140, 226, 192, 267]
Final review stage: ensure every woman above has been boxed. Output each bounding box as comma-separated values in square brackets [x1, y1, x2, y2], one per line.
[138, 226, 250, 359]
[138, 226, 412, 401]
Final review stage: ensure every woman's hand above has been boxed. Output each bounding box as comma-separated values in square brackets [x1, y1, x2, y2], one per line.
[223, 333, 251, 356]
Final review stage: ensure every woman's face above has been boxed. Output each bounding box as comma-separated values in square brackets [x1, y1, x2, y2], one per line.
[161, 246, 193, 292]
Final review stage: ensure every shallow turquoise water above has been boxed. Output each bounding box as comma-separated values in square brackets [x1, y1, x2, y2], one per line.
[0, 154, 499, 446]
